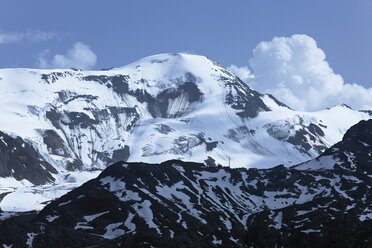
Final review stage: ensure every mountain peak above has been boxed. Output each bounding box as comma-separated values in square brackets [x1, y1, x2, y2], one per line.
[0, 53, 371, 212]
[326, 103, 353, 110]
[0, 53, 369, 186]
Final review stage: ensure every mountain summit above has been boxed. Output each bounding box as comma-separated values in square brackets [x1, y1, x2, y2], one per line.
[0, 53, 370, 211]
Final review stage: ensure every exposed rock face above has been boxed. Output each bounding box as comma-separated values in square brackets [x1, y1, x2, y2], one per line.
[296, 119, 372, 172]
[0, 131, 57, 185]
[323, 119, 372, 172]
[1, 120, 372, 247]
[247, 120, 372, 247]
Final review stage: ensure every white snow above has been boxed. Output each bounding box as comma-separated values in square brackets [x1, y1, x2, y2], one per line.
[212, 235, 222, 245]
[100, 177, 126, 191]
[301, 229, 321, 233]
[0, 212, 18, 220]
[133, 200, 161, 234]
[58, 200, 72, 207]
[345, 152, 356, 169]
[0, 170, 100, 211]
[296, 209, 314, 216]
[74, 211, 110, 231]
[74, 222, 93, 230]
[100, 176, 141, 202]
[46, 215, 59, 222]
[26, 233, 37, 248]
[0, 53, 365, 172]
[359, 213, 372, 221]
[0, 53, 370, 212]
[124, 212, 136, 233]
[156, 181, 205, 223]
[84, 211, 110, 222]
[220, 216, 232, 230]
[103, 223, 125, 239]
[270, 211, 283, 229]
[296, 155, 337, 170]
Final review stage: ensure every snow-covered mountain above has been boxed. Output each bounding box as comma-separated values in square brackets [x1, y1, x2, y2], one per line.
[0, 53, 369, 171]
[1, 119, 372, 247]
[0, 53, 370, 210]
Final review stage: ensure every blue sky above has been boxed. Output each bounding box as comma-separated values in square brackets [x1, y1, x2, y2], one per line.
[1, 0, 371, 110]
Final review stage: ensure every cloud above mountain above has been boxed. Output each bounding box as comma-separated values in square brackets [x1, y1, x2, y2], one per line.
[39, 42, 97, 70]
[230, 34, 372, 111]
[0, 30, 57, 44]
[227, 64, 254, 82]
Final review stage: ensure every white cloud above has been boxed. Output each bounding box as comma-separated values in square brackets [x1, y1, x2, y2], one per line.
[232, 34, 372, 111]
[39, 42, 97, 70]
[0, 32, 21, 44]
[0, 30, 57, 44]
[227, 64, 254, 82]
[227, 64, 260, 89]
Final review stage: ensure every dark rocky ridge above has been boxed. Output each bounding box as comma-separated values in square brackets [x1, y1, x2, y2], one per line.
[82, 73, 203, 119]
[323, 119, 372, 172]
[265, 117, 328, 156]
[1, 160, 372, 247]
[224, 76, 272, 118]
[295, 119, 372, 172]
[1, 119, 372, 247]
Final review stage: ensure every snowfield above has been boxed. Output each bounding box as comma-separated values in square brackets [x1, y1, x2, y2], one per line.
[0, 53, 370, 211]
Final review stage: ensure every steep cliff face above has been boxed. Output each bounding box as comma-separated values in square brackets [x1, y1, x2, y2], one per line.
[0, 131, 56, 185]
[296, 119, 372, 172]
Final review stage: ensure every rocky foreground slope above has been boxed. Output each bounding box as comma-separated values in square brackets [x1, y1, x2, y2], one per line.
[1, 119, 371, 247]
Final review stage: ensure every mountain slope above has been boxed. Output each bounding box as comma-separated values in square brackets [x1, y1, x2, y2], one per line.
[246, 119, 372, 247]
[0, 131, 57, 185]
[296, 118, 372, 172]
[0, 53, 369, 172]
[1, 120, 372, 247]
[0, 53, 370, 211]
